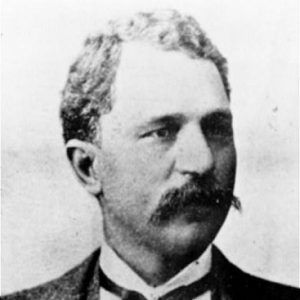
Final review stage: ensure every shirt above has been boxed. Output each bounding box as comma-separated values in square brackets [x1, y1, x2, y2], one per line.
[100, 243, 212, 300]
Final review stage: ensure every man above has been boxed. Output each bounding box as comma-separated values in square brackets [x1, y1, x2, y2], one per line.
[3, 9, 299, 300]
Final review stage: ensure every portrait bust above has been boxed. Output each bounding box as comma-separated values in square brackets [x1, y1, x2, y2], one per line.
[2, 4, 299, 300]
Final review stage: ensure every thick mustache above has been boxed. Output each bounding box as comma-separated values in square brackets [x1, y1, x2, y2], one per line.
[150, 178, 240, 224]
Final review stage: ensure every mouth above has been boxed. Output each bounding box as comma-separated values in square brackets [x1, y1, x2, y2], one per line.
[150, 190, 234, 225]
[178, 201, 227, 222]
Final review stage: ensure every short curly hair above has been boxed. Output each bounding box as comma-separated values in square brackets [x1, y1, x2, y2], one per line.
[60, 9, 230, 144]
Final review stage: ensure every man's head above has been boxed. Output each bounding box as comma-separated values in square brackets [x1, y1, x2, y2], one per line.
[60, 10, 238, 264]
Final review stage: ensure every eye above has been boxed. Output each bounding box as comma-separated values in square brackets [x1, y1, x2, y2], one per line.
[152, 128, 172, 138]
[201, 113, 233, 143]
[209, 123, 233, 138]
[203, 123, 233, 145]
[141, 125, 179, 141]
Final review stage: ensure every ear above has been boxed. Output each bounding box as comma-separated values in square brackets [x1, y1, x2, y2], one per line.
[66, 139, 102, 196]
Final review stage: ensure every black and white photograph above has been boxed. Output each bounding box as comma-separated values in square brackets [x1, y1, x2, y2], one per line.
[1, 0, 299, 299]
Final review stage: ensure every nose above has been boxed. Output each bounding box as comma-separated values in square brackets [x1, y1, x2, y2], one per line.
[174, 123, 214, 176]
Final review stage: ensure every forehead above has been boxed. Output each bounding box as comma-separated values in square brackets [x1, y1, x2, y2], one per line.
[104, 42, 229, 126]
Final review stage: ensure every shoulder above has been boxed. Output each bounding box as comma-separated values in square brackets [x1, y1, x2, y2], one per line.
[212, 246, 300, 300]
[237, 272, 300, 300]
[1, 248, 101, 300]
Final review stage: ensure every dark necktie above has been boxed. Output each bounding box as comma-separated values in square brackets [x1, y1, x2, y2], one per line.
[99, 267, 215, 300]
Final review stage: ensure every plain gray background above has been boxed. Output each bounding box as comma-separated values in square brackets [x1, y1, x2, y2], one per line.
[2, 0, 299, 294]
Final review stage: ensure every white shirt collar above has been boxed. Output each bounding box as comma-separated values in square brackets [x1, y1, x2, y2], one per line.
[100, 243, 212, 300]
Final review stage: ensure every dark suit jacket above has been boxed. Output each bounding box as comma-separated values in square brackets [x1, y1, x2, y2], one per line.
[2, 246, 299, 300]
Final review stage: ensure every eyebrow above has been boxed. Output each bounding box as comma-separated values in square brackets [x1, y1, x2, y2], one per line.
[131, 114, 185, 135]
[142, 113, 186, 127]
[136, 109, 232, 128]
[201, 109, 233, 125]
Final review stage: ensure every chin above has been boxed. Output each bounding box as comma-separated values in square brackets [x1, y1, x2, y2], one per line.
[156, 210, 228, 258]
[156, 223, 213, 259]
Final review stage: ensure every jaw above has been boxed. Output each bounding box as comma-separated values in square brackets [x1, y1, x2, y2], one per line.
[101, 204, 230, 286]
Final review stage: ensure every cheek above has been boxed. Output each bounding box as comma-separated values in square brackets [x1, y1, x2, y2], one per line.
[100, 152, 147, 224]
[104, 142, 172, 186]
[99, 146, 166, 214]
[214, 145, 236, 185]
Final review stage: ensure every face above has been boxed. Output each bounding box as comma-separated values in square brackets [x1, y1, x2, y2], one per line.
[97, 42, 236, 258]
